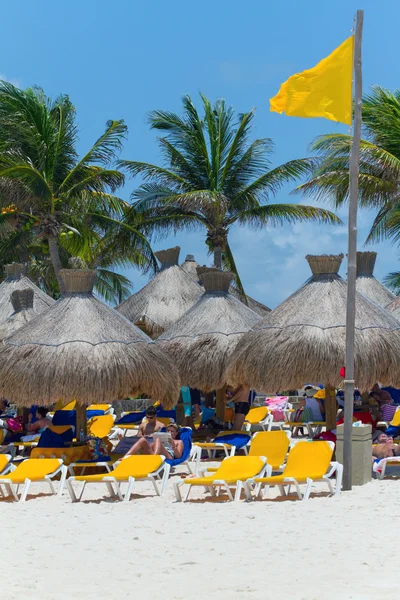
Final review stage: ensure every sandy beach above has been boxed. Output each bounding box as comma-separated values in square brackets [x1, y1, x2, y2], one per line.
[2, 465, 399, 600]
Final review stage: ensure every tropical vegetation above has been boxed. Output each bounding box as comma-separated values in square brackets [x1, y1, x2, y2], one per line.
[119, 93, 340, 296]
[0, 82, 155, 302]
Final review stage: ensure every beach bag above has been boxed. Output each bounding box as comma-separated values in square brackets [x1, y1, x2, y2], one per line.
[6, 417, 23, 433]
[291, 407, 313, 423]
[86, 437, 111, 461]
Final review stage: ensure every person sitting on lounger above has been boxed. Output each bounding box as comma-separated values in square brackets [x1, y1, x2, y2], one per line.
[372, 433, 400, 460]
[120, 423, 184, 460]
[137, 406, 165, 438]
[21, 407, 52, 442]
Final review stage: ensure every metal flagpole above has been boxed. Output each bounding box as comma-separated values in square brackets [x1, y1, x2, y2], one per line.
[343, 9, 364, 491]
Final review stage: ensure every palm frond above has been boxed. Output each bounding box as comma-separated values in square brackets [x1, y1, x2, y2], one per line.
[232, 203, 341, 227]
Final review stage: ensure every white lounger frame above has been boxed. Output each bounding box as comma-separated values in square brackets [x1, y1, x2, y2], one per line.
[0, 459, 67, 502]
[66, 457, 171, 502]
[174, 457, 270, 503]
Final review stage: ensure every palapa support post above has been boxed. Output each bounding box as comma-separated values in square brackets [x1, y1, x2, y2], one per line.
[216, 387, 227, 422]
[343, 9, 364, 492]
[75, 402, 88, 440]
[324, 385, 337, 431]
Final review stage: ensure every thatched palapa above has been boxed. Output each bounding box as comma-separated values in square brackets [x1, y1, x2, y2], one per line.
[157, 268, 261, 391]
[0, 269, 180, 408]
[356, 251, 395, 308]
[0, 263, 54, 323]
[181, 253, 271, 317]
[0, 289, 38, 340]
[117, 247, 203, 339]
[227, 254, 400, 393]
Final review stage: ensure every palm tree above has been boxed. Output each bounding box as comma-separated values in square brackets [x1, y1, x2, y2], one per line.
[0, 82, 154, 296]
[297, 86, 400, 246]
[119, 94, 340, 296]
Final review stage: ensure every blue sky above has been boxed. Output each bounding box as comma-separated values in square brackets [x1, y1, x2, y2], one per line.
[1, 0, 398, 307]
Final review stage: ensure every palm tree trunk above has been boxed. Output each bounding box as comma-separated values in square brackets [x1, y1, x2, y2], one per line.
[48, 235, 66, 295]
[214, 246, 223, 269]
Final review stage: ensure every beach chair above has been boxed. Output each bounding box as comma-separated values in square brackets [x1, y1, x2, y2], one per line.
[245, 441, 342, 501]
[373, 455, 400, 479]
[194, 431, 251, 460]
[0, 454, 13, 477]
[87, 404, 114, 415]
[174, 455, 269, 502]
[243, 406, 273, 432]
[201, 430, 291, 479]
[87, 414, 116, 438]
[0, 458, 67, 502]
[66, 455, 170, 502]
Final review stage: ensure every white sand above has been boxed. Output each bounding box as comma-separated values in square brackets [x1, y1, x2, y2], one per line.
[2, 467, 399, 600]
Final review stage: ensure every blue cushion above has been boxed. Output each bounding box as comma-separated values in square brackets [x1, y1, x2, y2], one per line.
[52, 410, 76, 428]
[213, 432, 250, 449]
[116, 410, 147, 425]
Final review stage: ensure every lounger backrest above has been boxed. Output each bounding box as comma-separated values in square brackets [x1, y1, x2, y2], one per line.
[87, 404, 111, 412]
[0, 454, 10, 473]
[88, 414, 115, 438]
[113, 455, 164, 478]
[214, 456, 266, 481]
[1, 458, 61, 482]
[391, 409, 400, 427]
[249, 431, 290, 468]
[245, 407, 269, 425]
[284, 442, 333, 479]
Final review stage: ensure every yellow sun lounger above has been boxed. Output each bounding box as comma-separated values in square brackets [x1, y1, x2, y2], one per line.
[0, 454, 13, 477]
[174, 455, 269, 502]
[245, 441, 342, 501]
[204, 430, 291, 476]
[87, 414, 116, 438]
[243, 406, 273, 432]
[66, 455, 170, 502]
[87, 404, 114, 415]
[0, 458, 67, 502]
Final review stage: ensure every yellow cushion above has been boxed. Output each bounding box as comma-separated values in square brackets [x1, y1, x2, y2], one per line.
[245, 406, 269, 425]
[74, 455, 164, 482]
[249, 431, 290, 469]
[0, 459, 60, 484]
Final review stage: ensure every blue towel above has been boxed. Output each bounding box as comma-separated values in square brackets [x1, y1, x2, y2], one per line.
[37, 427, 74, 448]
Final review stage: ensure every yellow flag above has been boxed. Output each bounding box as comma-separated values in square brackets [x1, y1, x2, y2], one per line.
[270, 36, 354, 126]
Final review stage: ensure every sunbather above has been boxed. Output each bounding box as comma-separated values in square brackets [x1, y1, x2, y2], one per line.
[137, 406, 165, 437]
[120, 423, 184, 460]
[372, 434, 400, 460]
[21, 407, 51, 442]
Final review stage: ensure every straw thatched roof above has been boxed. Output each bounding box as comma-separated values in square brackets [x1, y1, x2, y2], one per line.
[0, 263, 54, 323]
[0, 289, 38, 340]
[181, 254, 271, 317]
[0, 269, 180, 408]
[157, 268, 261, 391]
[356, 252, 395, 308]
[226, 254, 400, 392]
[117, 247, 203, 339]
[387, 296, 400, 321]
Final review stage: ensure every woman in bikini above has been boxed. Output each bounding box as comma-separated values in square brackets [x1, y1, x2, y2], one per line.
[119, 423, 184, 460]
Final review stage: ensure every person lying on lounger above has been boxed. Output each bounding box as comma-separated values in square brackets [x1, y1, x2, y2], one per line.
[120, 423, 184, 460]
